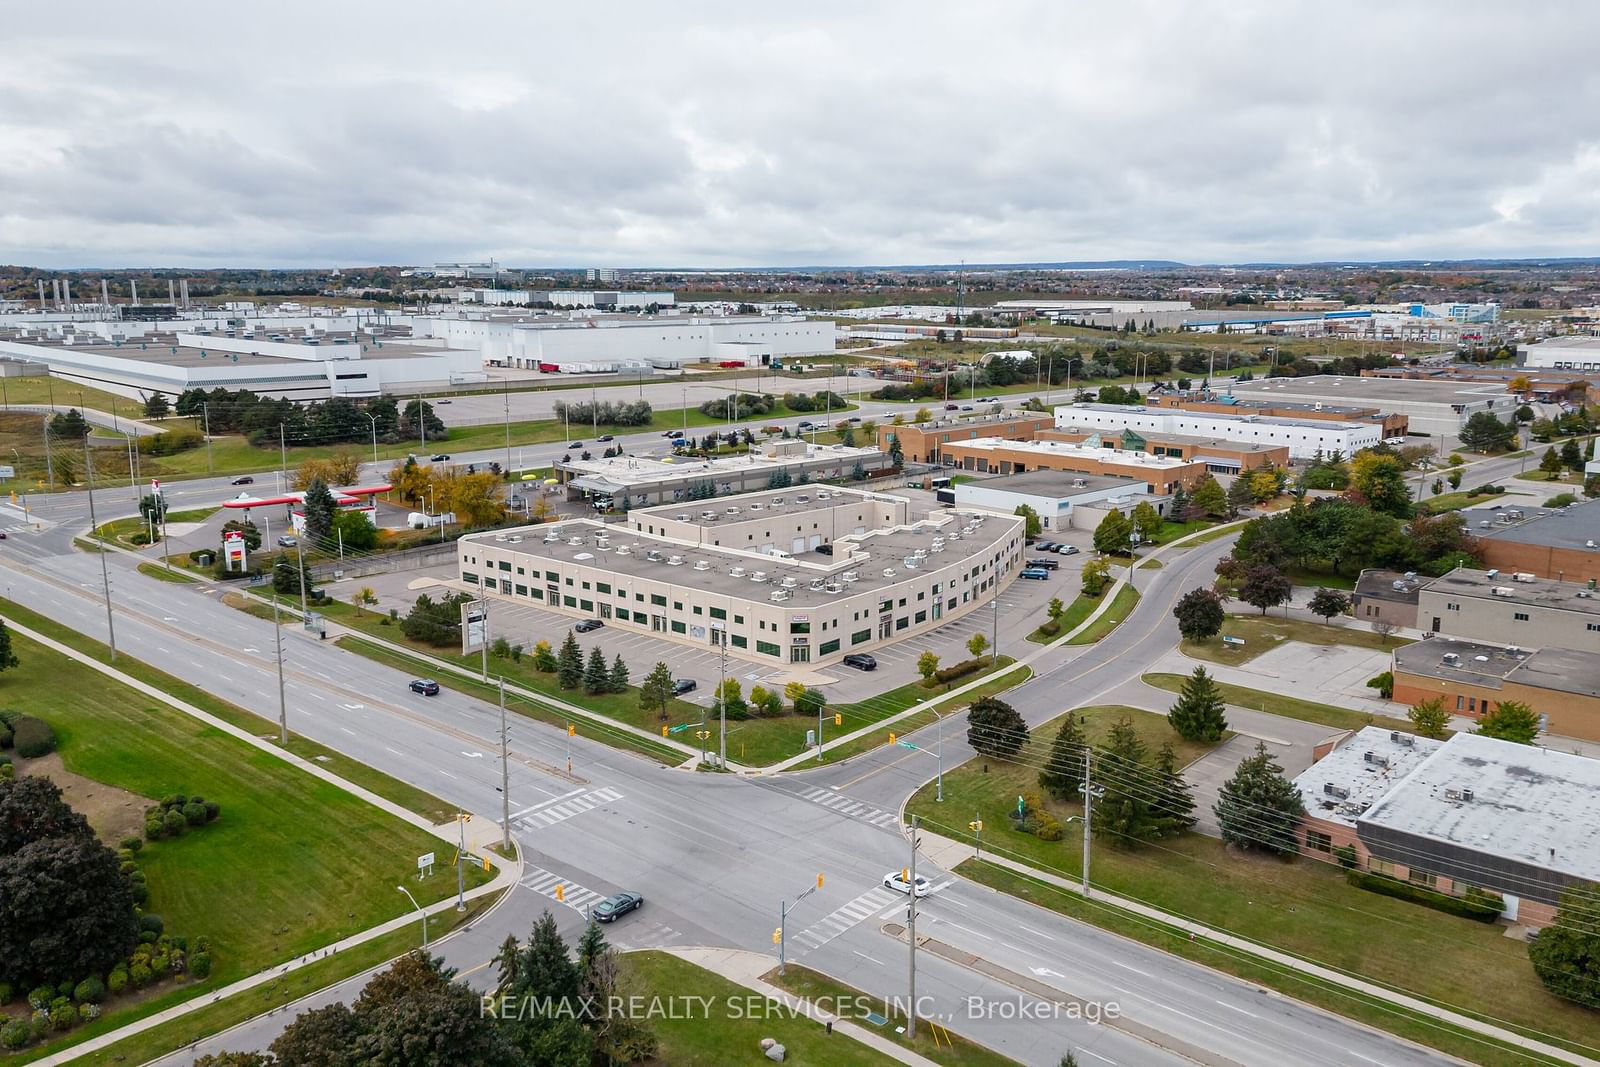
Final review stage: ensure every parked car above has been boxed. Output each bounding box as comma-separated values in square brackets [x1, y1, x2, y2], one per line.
[672, 678, 697, 696]
[1035, 541, 1057, 551]
[409, 679, 441, 696]
[594, 891, 643, 922]
[430, 453, 450, 462]
[598, 434, 615, 442]
[1026, 558, 1060, 570]
[1056, 545, 1080, 555]
[277, 535, 298, 547]
[882, 870, 931, 897]
[1019, 568, 1051, 580]
[230, 475, 254, 486]
[574, 619, 604, 634]
[842, 653, 877, 671]
[815, 543, 833, 556]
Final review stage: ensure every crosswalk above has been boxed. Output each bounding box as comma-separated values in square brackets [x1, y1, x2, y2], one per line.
[790, 885, 902, 951]
[798, 786, 901, 829]
[520, 865, 606, 914]
[512, 787, 622, 833]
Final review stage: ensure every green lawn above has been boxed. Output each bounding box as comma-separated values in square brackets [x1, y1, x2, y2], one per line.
[1065, 585, 1138, 644]
[1136, 558, 1164, 571]
[765, 965, 1018, 1066]
[1166, 522, 1242, 548]
[136, 561, 199, 583]
[906, 716, 1594, 1064]
[1025, 591, 1102, 643]
[1180, 614, 1411, 667]
[0, 376, 137, 414]
[1419, 490, 1501, 514]
[1142, 672, 1410, 732]
[1284, 567, 1357, 590]
[620, 952, 898, 1066]
[66, 895, 496, 1067]
[0, 627, 489, 1061]
[1149, 518, 1214, 545]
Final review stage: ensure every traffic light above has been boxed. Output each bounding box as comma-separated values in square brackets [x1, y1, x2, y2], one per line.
[772, 927, 783, 945]
[888, 732, 897, 745]
[567, 723, 576, 737]
[833, 713, 842, 726]
[816, 872, 825, 889]
[483, 855, 492, 871]
[969, 819, 983, 832]
[661, 724, 668, 737]
[555, 883, 566, 902]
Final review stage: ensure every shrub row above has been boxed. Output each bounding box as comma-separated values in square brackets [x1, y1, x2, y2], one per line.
[10, 715, 56, 759]
[144, 793, 221, 841]
[930, 656, 989, 686]
[1345, 870, 1502, 922]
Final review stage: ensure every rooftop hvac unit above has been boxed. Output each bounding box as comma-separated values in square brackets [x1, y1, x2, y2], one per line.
[544, 532, 560, 543]
[1390, 731, 1414, 747]
[645, 549, 663, 562]
[1073, 478, 1087, 488]
[616, 546, 632, 556]
[948, 532, 962, 540]
[817, 490, 831, 499]
[905, 558, 919, 569]
[809, 578, 825, 591]
[772, 497, 785, 505]
[567, 535, 585, 546]
[1492, 586, 1514, 597]
[666, 555, 684, 566]
[594, 535, 609, 548]
[1403, 571, 1416, 580]
[752, 571, 768, 583]
[1363, 751, 1389, 768]
[693, 560, 711, 571]
[1588, 540, 1598, 549]
[701, 510, 717, 520]
[749, 503, 764, 512]
[1513, 571, 1535, 582]
[825, 582, 843, 594]
[796, 495, 810, 504]
[675, 513, 691, 521]
[842, 571, 859, 583]
[1442, 652, 1461, 665]
[1485, 569, 1499, 579]
[1474, 655, 1489, 662]
[1444, 788, 1475, 803]
[725, 506, 741, 516]
[1323, 784, 1350, 799]
[495, 534, 508, 542]
[883, 568, 897, 578]
[781, 576, 798, 588]
[730, 566, 747, 577]
[770, 590, 790, 602]
[508, 535, 523, 544]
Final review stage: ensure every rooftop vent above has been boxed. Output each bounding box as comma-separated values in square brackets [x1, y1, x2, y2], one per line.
[666, 555, 684, 566]
[883, 568, 897, 578]
[1390, 731, 1414, 747]
[693, 560, 711, 571]
[730, 566, 747, 578]
[1323, 784, 1350, 799]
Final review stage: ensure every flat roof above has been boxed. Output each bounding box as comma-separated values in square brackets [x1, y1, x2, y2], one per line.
[1467, 498, 1600, 553]
[1061, 402, 1370, 433]
[462, 508, 1017, 607]
[558, 442, 885, 489]
[1360, 732, 1600, 884]
[909, 411, 1052, 434]
[1420, 566, 1600, 615]
[1353, 568, 1423, 605]
[1525, 337, 1600, 355]
[1166, 393, 1390, 419]
[947, 436, 1193, 469]
[1295, 726, 1445, 828]
[1395, 637, 1600, 698]
[1229, 374, 1509, 405]
[957, 469, 1142, 497]
[632, 485, 894, 527]
[1052, 425, 1290, 454]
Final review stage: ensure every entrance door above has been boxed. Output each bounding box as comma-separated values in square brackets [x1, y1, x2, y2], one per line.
[599, 604, 612, 619]
[790, 644, 811, 663]
[1431, 616, 1441, 632]
[652, 615, 667, 633]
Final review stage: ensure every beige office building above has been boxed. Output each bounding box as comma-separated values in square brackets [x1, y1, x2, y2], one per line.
[1418, 567, 1600, 654]
[458, 486, 1025, 668]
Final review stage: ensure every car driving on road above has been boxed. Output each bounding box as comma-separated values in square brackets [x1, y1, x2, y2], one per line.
[231, 476, 254, 486]
[594, 891, 643, 922]
[409, 679, 440, 696]
[883, 871, 931, 896]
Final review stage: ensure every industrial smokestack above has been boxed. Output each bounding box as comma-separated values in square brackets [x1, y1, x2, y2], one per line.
[180, 278, 190, 309]
[37, 280, 46, 308]
[130, 279, 139, 306]
[51, 279, 60, 308]
[168, 279, 176, 306]
[63, 279, 72, 307]
[101, 279, 110, 308]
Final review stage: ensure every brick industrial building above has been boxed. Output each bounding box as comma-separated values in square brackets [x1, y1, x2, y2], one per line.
[937, 437, 1204, 494]
[1463, 499, 1600, 585]
[1389, 637, 1600, 741]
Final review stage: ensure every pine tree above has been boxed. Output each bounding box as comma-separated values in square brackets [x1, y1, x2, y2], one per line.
[583, 646, 609, 694]
[557, 632, 583, 690]
[1168, 484, 1190, 521]
[1091, 716, 1167, 848]
[493, 933, 521, 992]
[1225, 474, 1254, 516]
[1038, 713, 1085, 802]
[639, 661, 674, 720]
[1167, 666, 1229, 742]
[1151, 741, 1197, 837]
[301, 477, 338, 546]
[608, 653, 630, 693]
[1191, 474, 1227, 518]
[1214, 741, 1305, 856]
[0, 620, 19, 674]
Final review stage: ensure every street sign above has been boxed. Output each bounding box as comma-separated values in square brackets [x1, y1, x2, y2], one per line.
[0, 465, 14, 479]
[896, 740, 917, 750]
[668, 723, 691, 735]
[417, 852, 435, 878]
[695, 730, 711, 740]
[1222, 636, 1246, 647]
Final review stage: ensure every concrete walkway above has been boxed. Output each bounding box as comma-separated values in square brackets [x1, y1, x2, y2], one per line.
[922, 827, 1598, 1067]
[1, 613, 522, 1066]
[665, 946, 939, 1067]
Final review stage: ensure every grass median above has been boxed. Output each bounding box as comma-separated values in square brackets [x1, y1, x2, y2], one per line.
[1179, 614, 1410, 668]
[1065, 584, 1138, 644]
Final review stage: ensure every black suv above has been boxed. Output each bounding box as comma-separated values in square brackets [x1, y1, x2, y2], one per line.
[574, 619, 604, 634]
[672, 678, 697, 696]
[843, 653, 877, 671]
[409, 679, 441, 696]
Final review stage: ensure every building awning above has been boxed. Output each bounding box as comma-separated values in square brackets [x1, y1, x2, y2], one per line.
[567, 475, 628, 495]
[1195, 455, 1242, 468]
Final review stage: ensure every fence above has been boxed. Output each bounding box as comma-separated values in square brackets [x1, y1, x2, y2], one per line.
[307, 541, 459, 582]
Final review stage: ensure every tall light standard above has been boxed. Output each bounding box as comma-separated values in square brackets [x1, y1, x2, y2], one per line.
[363, 412, 379, 467]
[273, 598, 288, 743]
[396, 885, 428, 947]
[81, 434, 117, 660]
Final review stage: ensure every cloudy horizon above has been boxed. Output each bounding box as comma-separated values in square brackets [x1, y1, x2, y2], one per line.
[4, 1, 1598, 269]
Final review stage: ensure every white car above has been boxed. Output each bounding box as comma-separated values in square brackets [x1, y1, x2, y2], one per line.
[882, 871, 932, 897]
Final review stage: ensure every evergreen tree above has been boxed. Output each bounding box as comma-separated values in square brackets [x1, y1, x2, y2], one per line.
[557, 632, 583, 690]
[1168, 483, 1190, 521]
[1225, 474, 1254, 516]
[887, 433, 904, 467]
[1151, 741, 1197, 837]
[0, 620, 19, 675]
[1539, 447, 1563, 477]
[142, 392, 171, 419]
[301, 477, 338, 546]
[582, 646, 609, 694]
[1038, 713, 1085, 802]
[1214, 741, 1305, 856]
[493, 933, 521, 992]
[1167, 666, 1229, 742]
[1561, 437, 1584, 471]
[1091, 715, 1167, 848]
[501, 914, 592, 1063]
[639, 661, 674, 720]
[608, 653, 630, 693]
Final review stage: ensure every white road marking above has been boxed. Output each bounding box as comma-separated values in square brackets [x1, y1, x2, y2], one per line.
[1019, 924, 1055, 941]
[1215, 1000, 1258, 1018]
[852, 950, 885, 966]
[1108, 959, 1153, 978]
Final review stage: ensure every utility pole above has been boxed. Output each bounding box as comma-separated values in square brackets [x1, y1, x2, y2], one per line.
[202, 402, 214, 473]
[41, 418, 53, 492]
[82, 435, 117, 660]
[990, 585, 1000, 665]
[1081, 749, 1093, 895]
[273, 598, 288, 743]
[503, 380, 512, 477]
[455, 814, 467, 912]
[278, 424, 287, 496]
[499, 678, 511, 850]
[478, 590, 489, 681]
[295, 541, 310, 622]
[719, 636, 728, 769]
[907, 813, 920, 1039]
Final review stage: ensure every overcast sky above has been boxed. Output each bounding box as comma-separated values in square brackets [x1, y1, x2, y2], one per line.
[4, 2, 1598, 269]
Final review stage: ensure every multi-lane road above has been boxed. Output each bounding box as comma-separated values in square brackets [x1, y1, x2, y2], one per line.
[0, 451, 1472, 1066]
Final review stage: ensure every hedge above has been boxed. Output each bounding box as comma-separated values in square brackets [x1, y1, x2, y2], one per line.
[11, 716, 56, 758]
[1345, 869, 1502, 922]
[930, 656, 990, 686]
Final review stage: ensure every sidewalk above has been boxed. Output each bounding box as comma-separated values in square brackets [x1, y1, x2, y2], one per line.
[665, 946, 940, 1067]
[922, 828, 1598, 1067]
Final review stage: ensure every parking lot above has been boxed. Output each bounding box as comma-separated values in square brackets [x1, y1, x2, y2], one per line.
[342, 527, 1088, 706]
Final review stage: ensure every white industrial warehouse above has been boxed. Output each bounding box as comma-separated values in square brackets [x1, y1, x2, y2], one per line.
[1052, 402, 1385, 459]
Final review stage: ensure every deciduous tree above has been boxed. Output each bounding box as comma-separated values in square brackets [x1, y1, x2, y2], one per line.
[1307, 587, 1350, 622]
[1476, 700, 1540, 744]
[1172, 587, 1224, 642]
[1093, 509, 1134, 556]
[967, 697, 1028, 759]
[1529, 886, 1600, 1009]
[1408, 698, 1450, 739]
[1237, 564, 1291, 615]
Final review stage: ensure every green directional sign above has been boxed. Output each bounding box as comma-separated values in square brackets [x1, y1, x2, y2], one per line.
[896, 740, 917, 750]
[668, 723, 692, 735]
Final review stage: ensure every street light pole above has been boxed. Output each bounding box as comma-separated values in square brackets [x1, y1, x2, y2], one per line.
[81, 435, 117, 660]
[396, 885, 428, 947]
[478, 590, 489, 681]
[364, 412, 379, 467]
[1082, 749, 1093, 895]
[273, 598, 288, 743]
[719, 637, 728, 769]
[203, 402, 214, 474]
[455, 814, 467, 912]
[499, 678, 511, 850]
[907, 813, 920, 1040]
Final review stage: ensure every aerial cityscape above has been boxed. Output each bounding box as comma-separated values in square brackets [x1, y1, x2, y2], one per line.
[3, 4, 1600, 1066]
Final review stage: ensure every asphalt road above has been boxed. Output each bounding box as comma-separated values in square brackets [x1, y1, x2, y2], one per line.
[0, 498, 1458, 1066]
